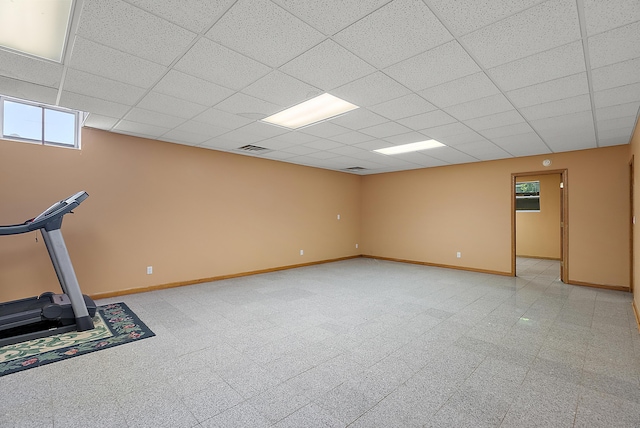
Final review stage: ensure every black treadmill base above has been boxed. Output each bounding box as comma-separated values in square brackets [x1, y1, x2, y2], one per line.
[0, 321, 79, 348]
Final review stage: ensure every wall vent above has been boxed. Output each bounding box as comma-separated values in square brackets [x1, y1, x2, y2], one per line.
[235, 144, 272, 154]
[344, 166, 367, 171]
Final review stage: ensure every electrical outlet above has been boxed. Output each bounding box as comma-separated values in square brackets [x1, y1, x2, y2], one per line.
[456, 252, 461, 258]
[147, 266, 153, 274]
[337, 214, 341, 220]
[356, 244, 359, 249]
[300, 249, 304, 256]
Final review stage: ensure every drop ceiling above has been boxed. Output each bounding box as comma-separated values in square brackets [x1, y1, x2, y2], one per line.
[0, 0, 639, 175]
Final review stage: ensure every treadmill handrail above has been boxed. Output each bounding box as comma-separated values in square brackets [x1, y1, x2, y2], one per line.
[0, 191, 88, 236]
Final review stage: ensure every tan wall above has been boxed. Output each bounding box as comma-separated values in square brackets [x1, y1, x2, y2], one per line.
[0, 128, 361, 301]
[629, 117, 640, 321]
[362, 145, 630, 288]
[516, 174, 561, 259]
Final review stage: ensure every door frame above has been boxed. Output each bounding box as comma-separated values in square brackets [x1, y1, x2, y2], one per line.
[511, 169, 568, 283]
[630, 156, 634, 294]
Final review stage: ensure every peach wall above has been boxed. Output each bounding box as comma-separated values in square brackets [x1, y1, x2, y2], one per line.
[362, 145, 630, 288]
[0, 128, 361, 301]
[516, 174, 561, 259]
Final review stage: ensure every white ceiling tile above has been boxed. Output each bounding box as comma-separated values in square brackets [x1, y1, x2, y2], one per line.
[591, 57, 640, 92]
[597, 126, 634, 144]
[444, 94, 513, 121]
[490, 132, 550, 156]
[174, 38, 270, 90]
[543, 129, 597, 152]
[427, 0, 546, 36]
[137, 91, 208, 119]
[334, 0, 452, 68]
[331, 72, 411, 107]
[453, 140, 507, 157]
[282, 145, 320, 156]
[242, 71, 320, 108]
[597, 116, 637, 132]
[153, 70, 234, 107]
[78, 0, 196, 66]
[330, 108, 388, 130]
[83, 114, 119, 130]
[383, 131, 433, 145]
[124, 107, 186, 128]
[354, 140, 401, 151]
[392, 152, 449, 167]
[0, 76, 57, 104]
[173, 120, 231, 138]
[488, 41, 585, 91]
[192, 108, 253, 130]
[599, 134, 633, 147]
[199, 137, 247, 151]
[238, 122, 290, 139]
[385, 41, 480, 91]
[398, 110, 457, 130]
[419, 72, 501, 109]
[426, 146, 478, 164]
[520, 94, 592, 121]
[69, 37, 167, 88]
[59, 91, 131, 118]
[305, 151, 341, 159]
[161, 129, 211, 145]
[0, 49, 62, 88]
[259, 150, 299, 160]
[368, 94, 437, 120]
[480, 122, 536, 139]
[214, 93, 280, 117]
[298, 122, 351, 138]
[437, 131, 487, 146]
[594, 83, 640, 109]
[329, 145, 376, 157]
[461, 0, 580, 68]
[64, 69, 145, 105]
[271, 0, 388, 35]
[464, 110, 526, 131]
[360, 122, 413, 139]
[124, 0, 235, 33]
[328, 131, 375, 145]
[251, 138, 297, 150]
[588, 21, 640, 69]
[114, 120, 171, 137]
[506, 72, 589, 108]
[214, 128, 267, 145]
[206, 0, 324, 67]
[419, 122, 473, 139]
[583, 0, 640, 36]
[280, 40, 376, 91]
[263, 131, 318, 145]
[530, 110, 594, 135]
[303, 140, 345, 150]
[596, 102, 640, 121]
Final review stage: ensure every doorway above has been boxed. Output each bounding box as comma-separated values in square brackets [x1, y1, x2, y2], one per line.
[511, 169, 568, 282]
[630, 156, 634, 293]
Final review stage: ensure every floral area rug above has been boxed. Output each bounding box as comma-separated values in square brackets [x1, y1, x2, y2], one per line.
[0, 302, 154, 377]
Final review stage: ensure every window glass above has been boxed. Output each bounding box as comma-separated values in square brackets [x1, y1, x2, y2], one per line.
[516, 181, 540, 211]
[3, 100, 42, 141]
[44, 108, 76, 146]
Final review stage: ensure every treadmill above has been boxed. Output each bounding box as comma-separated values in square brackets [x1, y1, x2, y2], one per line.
[0, 191, 96, 347]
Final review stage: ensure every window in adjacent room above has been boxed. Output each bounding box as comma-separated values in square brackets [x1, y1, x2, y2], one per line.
[0, 95, 83, 149]
[515, 181, 540, 211]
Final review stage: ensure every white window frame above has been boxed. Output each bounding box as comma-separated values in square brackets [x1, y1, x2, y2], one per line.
[0, 95, 82, 149]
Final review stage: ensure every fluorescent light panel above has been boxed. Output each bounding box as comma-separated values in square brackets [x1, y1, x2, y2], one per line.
[374, 140, 445, 155]
[262, 93, 358, 129]
[0, 0, 73, 62]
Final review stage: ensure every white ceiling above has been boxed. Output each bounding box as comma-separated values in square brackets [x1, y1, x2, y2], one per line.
[1, 0, 639, 175]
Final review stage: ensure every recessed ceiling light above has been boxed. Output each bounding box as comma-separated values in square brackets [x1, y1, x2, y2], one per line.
[262, 93, 358, 129]
[374, 140, 445, 155]
[0, 0, 73, 62]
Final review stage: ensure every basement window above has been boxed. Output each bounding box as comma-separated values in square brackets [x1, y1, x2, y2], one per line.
[516, 181, 540, 212]
[1, 95, 83, 149]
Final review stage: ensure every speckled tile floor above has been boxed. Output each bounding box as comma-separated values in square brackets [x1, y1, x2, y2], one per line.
[1, 257, 638, 427]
